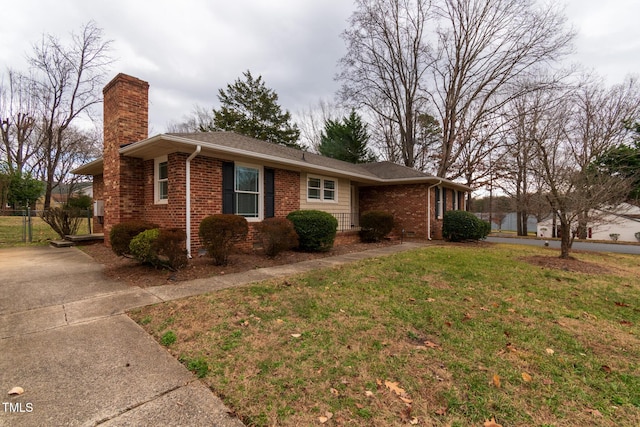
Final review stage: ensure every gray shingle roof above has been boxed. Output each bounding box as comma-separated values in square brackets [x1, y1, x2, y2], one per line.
[167, 132, 382, 179]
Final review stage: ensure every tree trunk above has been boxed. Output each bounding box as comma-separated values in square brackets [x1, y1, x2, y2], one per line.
[520, 211, 528, 236]
[558, 217, 572, 259]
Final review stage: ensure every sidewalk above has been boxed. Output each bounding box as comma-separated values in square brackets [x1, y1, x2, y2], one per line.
[0, 241, 428, 426]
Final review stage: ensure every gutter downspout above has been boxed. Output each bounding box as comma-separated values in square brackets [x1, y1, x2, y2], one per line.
[427, 180, 443, 241]
[186, 145, 201, 258]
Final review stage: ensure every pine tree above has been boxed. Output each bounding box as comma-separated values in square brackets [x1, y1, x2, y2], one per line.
[318, 110, 376, 163]
[203, 70, 301, 149]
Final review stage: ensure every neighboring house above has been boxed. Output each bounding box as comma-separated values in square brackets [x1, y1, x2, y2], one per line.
[50, 182, 94, 207]
[73, 74, 471, 255]
[537, 203, 640, 242]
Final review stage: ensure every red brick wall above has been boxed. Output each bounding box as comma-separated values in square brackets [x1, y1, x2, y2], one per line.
[102, 74, 149, 246]
[134, 154, 302, 254]
[359, 184, 429, 239]
[274, 169, 300, 217]
[358, 184, 464, 240]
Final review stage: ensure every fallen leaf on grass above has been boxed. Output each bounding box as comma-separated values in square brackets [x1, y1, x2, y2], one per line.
[601, 365, 612, 374]
[276, 319, 284, 324]
[7, 387, 24, 396]
[521, 372, 532, 382]
[330, 388, 339, 396]
[426, 298, 435, 302]
[400, 396, 413, 404]
[409, 417, 419, 424]
[385, 380, 407, 397]
[545, 348, 555, 355]
[615, 301, 630, 307]
[423, 340, 441, 349]
[319, 412, 333, 423]
[365, 390, 374, 397]
[543, 378, 554, 385]
[462, 313, 473, 321]
[620, 320, 634, 326]
[492, 374, 501, 388]
[484, 417, 503, 427]
[434, 407, 447, 415]
[291, 333, 302, 338]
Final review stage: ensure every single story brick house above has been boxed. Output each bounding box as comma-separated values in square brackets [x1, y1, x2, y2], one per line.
[73, 73, 471, 256]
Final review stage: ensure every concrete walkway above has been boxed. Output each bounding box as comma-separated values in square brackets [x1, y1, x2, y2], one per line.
[0, 241, 427, 426]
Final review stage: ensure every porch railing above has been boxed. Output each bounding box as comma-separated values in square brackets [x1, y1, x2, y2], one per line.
[332, 212, 360, 232]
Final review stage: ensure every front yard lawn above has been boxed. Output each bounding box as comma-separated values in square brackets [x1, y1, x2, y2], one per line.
[130, 244, 640, 426]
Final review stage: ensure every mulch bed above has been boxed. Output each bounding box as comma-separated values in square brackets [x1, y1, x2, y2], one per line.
[520, 255, 613, 275]
[80, 240, 400, 288]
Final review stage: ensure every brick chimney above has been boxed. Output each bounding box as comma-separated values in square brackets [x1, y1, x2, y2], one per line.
[102, 73, 149, 244]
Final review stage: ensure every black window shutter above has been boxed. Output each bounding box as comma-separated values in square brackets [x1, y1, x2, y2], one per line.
[264, 168, 275, 218]
[442, 188, 447, 214]
[222, 161, 235, 214]
[435, 186, 440, 219]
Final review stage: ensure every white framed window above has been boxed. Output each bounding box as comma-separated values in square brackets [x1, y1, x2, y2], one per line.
[235, 163, 262, 219]
[307, 175, 337, 202]
[154, 155, 168, 204]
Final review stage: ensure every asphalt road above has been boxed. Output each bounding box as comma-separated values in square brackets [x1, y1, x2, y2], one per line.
[486, 236, 640, 255]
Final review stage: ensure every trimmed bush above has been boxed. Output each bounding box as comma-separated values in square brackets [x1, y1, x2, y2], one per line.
[442, 210, 490, 242]
[255, 217, 299, 257]
[156, 228, 188, 270]
[110, 220, 159, 256]
[286, 210, 338, 252]
[129, 228, 188, 270]
[359, 210, 394, 242]
[129, 228, 160, 265]
[199, 214, 249, 265]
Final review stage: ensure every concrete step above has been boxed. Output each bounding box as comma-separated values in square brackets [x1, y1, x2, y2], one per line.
[50, 240, 76, 248]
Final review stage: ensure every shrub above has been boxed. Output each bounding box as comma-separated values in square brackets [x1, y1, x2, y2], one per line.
[609, 233, 620, 241]
[156, 228, 188, 270]
[110, 220, 159, 256]
[129, 228, 188, 270]
[40, 207, 85, 238]
[254, 217, 298, 257]
[635, 231, 640, 242]
[199, 214, 249, 265]
[129, 228, 160, 265]
[67, 195, 92, 210]
[442, 210, 490, 242]
[286, 210, 338, 252]
[359, 210, 394, 242]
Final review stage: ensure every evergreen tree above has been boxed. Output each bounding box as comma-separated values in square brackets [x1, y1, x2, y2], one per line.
[202, 70, 301, 149]
[318, 110, 376, 163]
[7, 171, 44, 209]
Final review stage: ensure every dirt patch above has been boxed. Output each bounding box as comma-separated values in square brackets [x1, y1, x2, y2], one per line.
[521, 255, 613, 275]
[80, 240, 400, 287]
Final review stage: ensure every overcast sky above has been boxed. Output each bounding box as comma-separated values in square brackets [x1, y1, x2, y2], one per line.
[1, 0, 639, 134]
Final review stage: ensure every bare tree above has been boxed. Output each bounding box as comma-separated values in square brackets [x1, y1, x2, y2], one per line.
[337, 0, 432, 168]
[166, 105, 213, 133]
[429, 0, 574, 183]
[294, 99, 347, 152]
[531, 77, 640, 258]
[29, 21, 112, 208]
[0, 70, 42, 175]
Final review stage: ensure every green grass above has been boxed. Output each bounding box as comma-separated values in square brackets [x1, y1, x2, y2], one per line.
[130, 244, 640, 426]
[0, 215, 59, 247]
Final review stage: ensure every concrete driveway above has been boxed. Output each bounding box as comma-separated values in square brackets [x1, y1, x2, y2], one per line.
[0, 246, 244, 427]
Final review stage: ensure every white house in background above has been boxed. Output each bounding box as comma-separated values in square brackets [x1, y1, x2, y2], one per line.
[537, 203, 640, 243]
